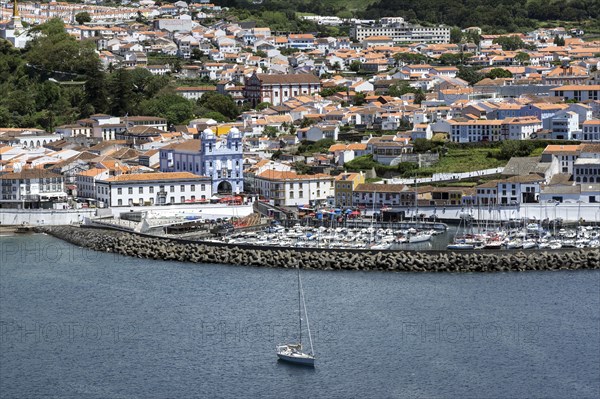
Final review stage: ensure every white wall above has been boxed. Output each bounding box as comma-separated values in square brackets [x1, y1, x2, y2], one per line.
[0, 209, 95, 226]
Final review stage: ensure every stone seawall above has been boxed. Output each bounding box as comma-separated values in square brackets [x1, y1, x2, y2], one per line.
[40, 226, 600, 273]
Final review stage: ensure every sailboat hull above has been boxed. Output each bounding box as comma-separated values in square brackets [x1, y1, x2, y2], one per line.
[276, 352, 315, 366]
[277, 345, 315, 367]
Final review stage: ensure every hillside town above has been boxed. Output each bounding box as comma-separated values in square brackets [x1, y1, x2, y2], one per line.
[0, 1, 599, 225]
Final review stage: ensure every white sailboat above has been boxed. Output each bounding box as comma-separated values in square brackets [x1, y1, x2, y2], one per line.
[276, 266, 315, 367]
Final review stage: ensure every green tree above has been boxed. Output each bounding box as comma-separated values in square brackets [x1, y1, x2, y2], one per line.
[349, 60, 362, 72]
[75, 12, 91, 25]
[497, 140, 535, 160]
[300, 117, 317, 128]
[388, 82, 417, 97]
[256, 101, 271, 111]
[553, 35, 565, 46]
[514, 52, 530, 65]
[413, 89, 426, 105]
[25, 19, 101, 78]
[202, 111, 227, 122]
[139, 91, 196, 126]
[457, 66, 484, 85]
[320, 85, 347, 97]
[108, 68, 135, 116]
[438, 53, 464, 66]
[450, 27, 463, 44]
[191, 48, 203, 60]
[197, 92, 240, 120]
[485, 68, 513, 79]
[264, 126, 279, 138]
[492, 35, 527, 51]
[353, 92, 366, 105]
[293, 161, 312, 175]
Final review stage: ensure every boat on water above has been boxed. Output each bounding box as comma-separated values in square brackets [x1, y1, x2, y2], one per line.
[408, 232, 432, 243]
[276, 265, 315, 367]
[447, 241, 475, 250]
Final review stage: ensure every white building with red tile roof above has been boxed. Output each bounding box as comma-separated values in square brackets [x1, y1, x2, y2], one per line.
[95, 171, 212, 207]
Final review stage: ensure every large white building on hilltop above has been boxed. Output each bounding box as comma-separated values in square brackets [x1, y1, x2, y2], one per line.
[350, 17, 450, 44]
[159, 128, 244, 194]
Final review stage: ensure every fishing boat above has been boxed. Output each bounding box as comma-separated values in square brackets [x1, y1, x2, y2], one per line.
[276, 265, 315, 367]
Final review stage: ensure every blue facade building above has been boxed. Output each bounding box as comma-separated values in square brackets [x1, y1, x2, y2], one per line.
[160, 128, 244, 194]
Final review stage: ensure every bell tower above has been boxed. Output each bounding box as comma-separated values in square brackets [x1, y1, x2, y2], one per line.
[9, 0, 23, 31]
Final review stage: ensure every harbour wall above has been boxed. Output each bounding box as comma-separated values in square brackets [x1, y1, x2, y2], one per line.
[0, 209, 95, 226]
[39, 226, 600, 273]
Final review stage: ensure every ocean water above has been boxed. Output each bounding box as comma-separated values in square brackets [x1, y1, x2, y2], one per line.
[1, 234, 599, 399]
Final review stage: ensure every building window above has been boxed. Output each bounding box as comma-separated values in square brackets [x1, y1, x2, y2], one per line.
[149, 186, 154, 194]
[139, 187, 143, 194]
[201, 184, 205, 191]
[118, 199, 122, 206]
[191, 184, 195, 191]
[170, 197, 175, 203]
[170, 185, 175, 192]
[118, 188, 122, 195]
[128, 187, 133, 194]
[180, 196, 185, 203]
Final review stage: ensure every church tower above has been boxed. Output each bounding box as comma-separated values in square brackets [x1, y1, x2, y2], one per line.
[9, 0, 23, 31]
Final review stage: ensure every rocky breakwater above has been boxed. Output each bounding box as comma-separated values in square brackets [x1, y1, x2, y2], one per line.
[40, 226, 600, 272]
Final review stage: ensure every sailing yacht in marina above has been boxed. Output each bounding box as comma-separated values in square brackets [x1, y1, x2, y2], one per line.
[276, 265, 315, 367]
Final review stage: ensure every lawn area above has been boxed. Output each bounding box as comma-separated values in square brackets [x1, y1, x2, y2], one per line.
[416, 147, 506, 176]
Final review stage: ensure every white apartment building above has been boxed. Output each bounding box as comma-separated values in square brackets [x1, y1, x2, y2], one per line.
[573, 158, 600, 184]
[95, 172, 212, 207]
[550, 111, 579, 140]
[496, 175, 544, 204]
[350, 17, 450, 44]
[578, 120, 600, 142]
[449, 117, 542, 143]
[540, 145, 581, 174]
[254, 170, 334, 207]
[550, 85, 600, 102]
[55, 124, 94, 138]
[0, 169, 66, 208]
[449, 120, 503, 143]
[476, 175, 543, 205]
[76, 168, 111, 200]
[352, 183, 416, 209]
[505, 117, 542, 140]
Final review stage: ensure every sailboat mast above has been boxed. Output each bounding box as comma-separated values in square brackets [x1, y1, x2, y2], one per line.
[297, 265, 302, 347]
[299, 271, 314, 356]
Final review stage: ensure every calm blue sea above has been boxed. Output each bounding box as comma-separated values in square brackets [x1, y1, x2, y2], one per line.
[1, 234, 599, 399]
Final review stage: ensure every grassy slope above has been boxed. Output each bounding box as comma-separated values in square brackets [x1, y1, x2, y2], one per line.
[417, 148, 505, 176]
